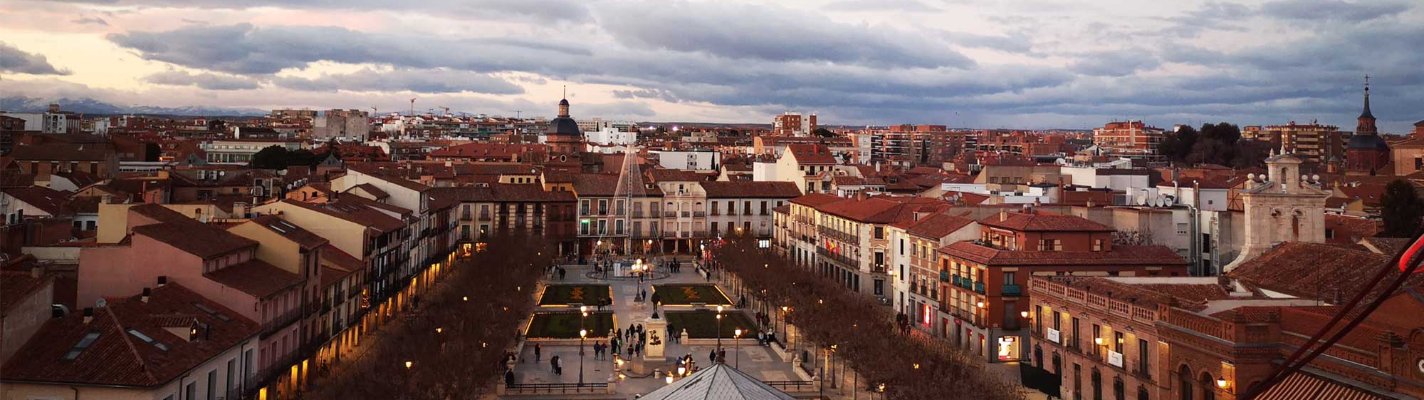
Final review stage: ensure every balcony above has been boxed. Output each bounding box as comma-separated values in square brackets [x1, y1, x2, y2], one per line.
[478, 212, 492, 221]
[460, 212, 472, 221]
[871, 264, 888, 274]
[664, 211, 677, 218]
[940, 270, 950, 282]
[1002, 284, 1022, 297]
[261, 308, 302, 338]
[693, 211, 706, 218]
[974, 281, 985, 295]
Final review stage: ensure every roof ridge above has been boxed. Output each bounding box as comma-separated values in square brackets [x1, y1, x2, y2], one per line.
[104, 305, 161, 385]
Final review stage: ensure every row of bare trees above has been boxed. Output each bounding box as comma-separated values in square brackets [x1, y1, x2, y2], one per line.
[712, 237, 1023, 400]
[308, 233, 555, 399]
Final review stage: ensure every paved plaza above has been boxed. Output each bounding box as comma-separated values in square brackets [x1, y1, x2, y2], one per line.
[506, 257, 812, 398]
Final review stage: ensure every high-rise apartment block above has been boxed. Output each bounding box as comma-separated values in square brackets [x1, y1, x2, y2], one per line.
[773, 112, 817, 136]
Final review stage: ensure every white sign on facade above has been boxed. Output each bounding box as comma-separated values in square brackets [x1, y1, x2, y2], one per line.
[1046, 328, 1061, 344]
[1108, 351, 1124, 368]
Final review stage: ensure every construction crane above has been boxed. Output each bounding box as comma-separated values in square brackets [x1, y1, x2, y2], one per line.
[440, 106, 450, 116]
[370, 106, 377, 116]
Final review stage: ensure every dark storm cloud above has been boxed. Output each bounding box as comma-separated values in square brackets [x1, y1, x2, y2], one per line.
[1069, 49, 1160, 77]
[108, 24, 591, 75]
[145, 70, 259, 90]
[78, 1, 1424, 130]
[598, 2, 973, 69]
[1261, 0, 1411, 23]
[0, 42, 70, 75]
[273, 68, 525, 94]
[54, 0, 590, 22]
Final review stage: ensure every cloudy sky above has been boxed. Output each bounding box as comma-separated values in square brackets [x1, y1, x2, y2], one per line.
[1, 0, 1421, 131]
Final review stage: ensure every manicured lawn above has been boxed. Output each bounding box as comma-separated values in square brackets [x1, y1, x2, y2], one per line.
[652, 284, 731, 305]
[663, 310, 757, 339]
[526, 312, 615, 339]
[538, 284, 612, 306]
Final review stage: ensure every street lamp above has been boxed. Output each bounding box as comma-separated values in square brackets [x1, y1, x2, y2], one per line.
[733, 328, 743, 368]
[404, 361, 412, 369]
[580, 306, 588, 386]
[715, 305, 725, 353]
[579, 328, 588, 386]
[780, 306, 790, 349]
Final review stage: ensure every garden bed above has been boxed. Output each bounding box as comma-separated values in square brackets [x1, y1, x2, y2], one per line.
[652, 284, 731, 305]
[525, 311, 616, 339]
[538, 284, 612, 306]
[663, 310, 757, 339]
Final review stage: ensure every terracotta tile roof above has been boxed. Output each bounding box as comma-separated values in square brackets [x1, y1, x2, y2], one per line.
[0, 284, 257, 387]
[789, 193, 843, 207]
[2, 186, 71, 216]
[571, 173, 662, 197]
[1046, 276, 1233, 312]
[647, 168, 710, 183]
[787, 144, 836, 165]
[1323, 215, 1379, 244]
[317, 244, 362, 274]
[8, 142, 114, 162]
[245, 215, 328, 250]
[347, 183, 389, 199]
[979, 211, 1113, 232]
[1358, 237, 1411, 255]
[428, 142, 547, 160]
[344, 164, 432, 192]
[700, 181, 801, 199]
[1229, 242, 1424, 304]
[1, 268, 52, 316]
[902, 212, 976, 239]
[943, 191, 990, 206]
[816, 196, 947, 224]
[277, 198, 406, 233]
[430, 183, 576, 204]
[132, 221, 256, 259]
[204, 259, 301, 299]
[941, 242, 1187, 267]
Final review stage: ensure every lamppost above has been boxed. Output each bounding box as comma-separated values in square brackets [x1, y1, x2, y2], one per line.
[733, 328, 743, 368]
[715, 305, 724, 354]
[780, 305, 790, 349]
[579, 306, 588, 386]
[578, 328, 588, 386]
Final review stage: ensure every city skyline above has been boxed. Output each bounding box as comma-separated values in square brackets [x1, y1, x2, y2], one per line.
[1, 0, 1423, 132]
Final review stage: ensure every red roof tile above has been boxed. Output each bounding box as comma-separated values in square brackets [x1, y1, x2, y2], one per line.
[204, 259, 301, 299]
[245, 215, 328, 250]
[941, 242, 1187, 267]
[1229, 242, 1424, 304]
[700, 181, 801, 199]
[901, 212, 976, 239]
[979, 211, 1113, 232]
[1, 284, 257, 387]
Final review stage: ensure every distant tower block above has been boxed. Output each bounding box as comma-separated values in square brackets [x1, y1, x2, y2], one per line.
[1224, 152, 1329, 272]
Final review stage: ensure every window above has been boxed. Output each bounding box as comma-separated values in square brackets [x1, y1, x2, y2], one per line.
[1092, 324, 1101, 355]
[186, 382, 196, 400]
[227, 358, 237, 394]
[1092, 368, 1102, 400]
[208, 369, 217, 400]
[1137, 339, 1149, 378]
[1074, 364, 1083, 400]
[711, 222, 719, 234]
[615, 219, 625, 235]
[1035, 305, 1044, 333]
[1093, 240, 1103, 252]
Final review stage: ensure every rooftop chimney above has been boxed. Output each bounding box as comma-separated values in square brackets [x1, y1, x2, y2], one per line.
[30, 265, 42, 279]
[999, 210, 1008, 222]
[83, 307, 94, 324]
[141, 287, 151, 303]
[157, 276, 168, 287]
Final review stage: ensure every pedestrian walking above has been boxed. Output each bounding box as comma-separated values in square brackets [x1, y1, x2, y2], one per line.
[668, 324, 677, 343]
[505, 369, 514, 386]
[550, 355, 558, 374]
[709, 350, 717, 364]
[535, 343, 542, 362]
[718, 348, 726, 364]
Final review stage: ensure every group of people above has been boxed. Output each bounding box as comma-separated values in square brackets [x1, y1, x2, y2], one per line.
[615, 324, 650, 357]
[548, 264, 567, 280]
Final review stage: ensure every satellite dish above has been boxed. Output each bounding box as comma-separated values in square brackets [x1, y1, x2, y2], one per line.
[95, 298, 108, 309]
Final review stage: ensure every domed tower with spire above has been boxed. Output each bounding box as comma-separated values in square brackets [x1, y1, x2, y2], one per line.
[545, 88, 585, 154]
[1346, 76, 1391, 174]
